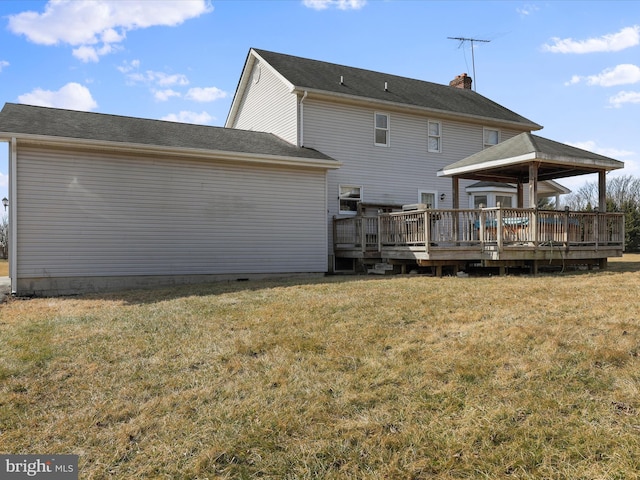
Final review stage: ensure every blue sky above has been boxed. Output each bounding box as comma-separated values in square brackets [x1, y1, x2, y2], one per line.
[1, 0, 640, 207]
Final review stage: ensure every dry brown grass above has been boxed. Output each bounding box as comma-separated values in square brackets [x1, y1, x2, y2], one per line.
[0, 259, 8, 277]
[2, 255, 640, 478]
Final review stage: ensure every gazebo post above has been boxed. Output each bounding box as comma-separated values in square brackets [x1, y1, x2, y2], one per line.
[452, 176, 460, 209]
[598, 170, 607, 211]
[528, 162, 538, 209]
[517, 182, 524, 208]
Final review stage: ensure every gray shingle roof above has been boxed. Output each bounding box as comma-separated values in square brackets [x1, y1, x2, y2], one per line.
[252, 48, 542, 129]
[0, 103, 335, 162]
[438, 132, 624, 182]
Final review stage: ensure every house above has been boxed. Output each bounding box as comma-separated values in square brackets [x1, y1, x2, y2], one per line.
[0, 48, 625, 295]
[226, 49, 624, 273]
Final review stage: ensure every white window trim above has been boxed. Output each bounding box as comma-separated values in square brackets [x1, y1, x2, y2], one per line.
[483, 127, 500, 149]
[418, 189, 439, 209]
[339, 184, 363, 215]
[374, 112, 390, 147]
[427, 120, 442, 153]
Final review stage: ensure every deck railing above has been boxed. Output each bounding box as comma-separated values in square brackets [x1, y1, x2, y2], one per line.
[334, 207, 625, 254]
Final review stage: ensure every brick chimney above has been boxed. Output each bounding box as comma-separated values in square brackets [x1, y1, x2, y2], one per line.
[449, 73, 472, 90]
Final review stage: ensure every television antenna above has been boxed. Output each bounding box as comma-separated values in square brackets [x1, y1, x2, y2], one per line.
[448, 36, 491, 91]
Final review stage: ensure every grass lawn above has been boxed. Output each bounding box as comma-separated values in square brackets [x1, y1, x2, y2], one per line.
[1, 255, 640, 478]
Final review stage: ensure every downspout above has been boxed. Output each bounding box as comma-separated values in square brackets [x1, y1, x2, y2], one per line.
[299, 90, 308, 147]
[9, 137, 17, 294]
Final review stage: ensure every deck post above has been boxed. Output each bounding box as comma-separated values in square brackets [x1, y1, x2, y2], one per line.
[594, 208, 599, 251]
[496, 202, 503, 252]
[563, 206, 570, 250]
[479, 206, 486, 247]
[360, 217, 366, 255]
[424, 210, 431, 255]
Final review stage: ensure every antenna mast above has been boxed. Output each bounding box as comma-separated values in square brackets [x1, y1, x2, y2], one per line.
[448, 36, 491, 91]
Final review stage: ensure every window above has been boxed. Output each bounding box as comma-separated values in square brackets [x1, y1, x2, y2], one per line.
[428, 121, 441, 153]
[419, 190, 437, 209]
[339, 185, 362, 214]
[374, 113, 389, 146]
[483, 128, 499, 148]
[474, 195, 488, 208]
[496, 195, 513, 207]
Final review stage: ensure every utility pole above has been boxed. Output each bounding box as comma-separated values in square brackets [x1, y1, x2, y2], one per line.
[448, 37, 491, 91]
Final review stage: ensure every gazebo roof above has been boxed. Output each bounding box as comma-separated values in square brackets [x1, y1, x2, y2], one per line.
[438, 132, 624, 182]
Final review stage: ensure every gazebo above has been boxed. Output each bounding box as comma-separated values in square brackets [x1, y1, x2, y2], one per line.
[438, 132, 624, 211]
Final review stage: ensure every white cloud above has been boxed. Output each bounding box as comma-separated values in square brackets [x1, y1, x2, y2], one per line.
[8, 0, 212, 62]
[18, 82, 98, 111]
[543, 25, 640, 54]
[566, 140, 634, 159]
[185, 86, 227, 102]
[117, 59, 140, 74]
[126, 69, 189, 87]
[161, 110, 213, 125]
[587, 64, 640, 87]
[517, 4, 539, 16]
[609, 90, 640, 108]
[0, 61, 9, 72]
[0, 172, 7, 188]
[73, 42, 119, 63]
[566, 64, 640, 87]
[154, 89, 181, 102]
[303, 0, 366, 10]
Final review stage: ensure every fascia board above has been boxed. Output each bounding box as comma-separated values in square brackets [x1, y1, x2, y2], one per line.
[2, 133, 342, 170]
[294, 88, 543, 132]
[465, 185, 517, 193]
[438, 152, 624, 178]
[437, 153, 538, 177]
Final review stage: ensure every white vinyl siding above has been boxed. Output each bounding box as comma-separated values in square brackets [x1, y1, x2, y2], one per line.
[300, 98, 529, 251]
[15, 146, 328, 279]
[230, 60, 298, 145]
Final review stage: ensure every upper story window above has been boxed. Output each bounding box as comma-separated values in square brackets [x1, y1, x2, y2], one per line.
[428, 120, 441, 153]
[374, 113, 389, 146]
[339, 185, 362, 215]
[483, 128, 500, 148]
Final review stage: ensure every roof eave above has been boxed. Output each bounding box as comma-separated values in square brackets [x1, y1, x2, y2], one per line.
[0, 133, 342, 170]
[438, 152, 624, 178]
[293, 87, 543, 131]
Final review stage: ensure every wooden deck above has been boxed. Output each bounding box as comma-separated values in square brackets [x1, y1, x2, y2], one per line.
[334, 207, 625, 274]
